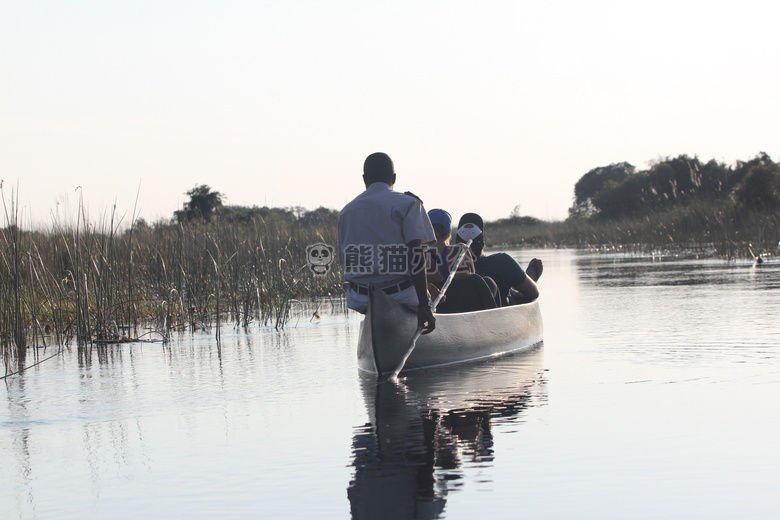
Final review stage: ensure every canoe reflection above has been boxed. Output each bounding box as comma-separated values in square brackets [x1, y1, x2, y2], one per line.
[348, 345, 545, 519]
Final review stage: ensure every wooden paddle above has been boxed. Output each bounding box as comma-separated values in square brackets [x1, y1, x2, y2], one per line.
[381, 225, 481, 381]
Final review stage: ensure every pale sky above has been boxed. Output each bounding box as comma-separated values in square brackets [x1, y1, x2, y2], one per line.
[2, 1, 778, 227]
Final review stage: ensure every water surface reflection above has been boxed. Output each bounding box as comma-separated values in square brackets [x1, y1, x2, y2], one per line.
[348, 346, 546, 519]
[4, 250, 779, 519]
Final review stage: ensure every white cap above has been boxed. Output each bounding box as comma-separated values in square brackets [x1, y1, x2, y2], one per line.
[457, 223, 482, 241]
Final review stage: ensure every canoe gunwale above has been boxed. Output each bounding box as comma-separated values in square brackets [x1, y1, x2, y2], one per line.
[358, 284, 543, 377]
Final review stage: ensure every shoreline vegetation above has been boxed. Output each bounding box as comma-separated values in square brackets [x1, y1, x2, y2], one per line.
[3, 152, 779, 375]
[1, 195, 344, 377]
[490, 152, 780, 260]
[488, 203, 779, 259]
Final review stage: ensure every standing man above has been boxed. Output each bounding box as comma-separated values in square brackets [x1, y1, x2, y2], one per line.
[338, 153, 437, 334]
[456, 212, 543, 305]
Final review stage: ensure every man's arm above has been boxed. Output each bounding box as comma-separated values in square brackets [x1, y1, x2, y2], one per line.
[407, 239, 435, 334]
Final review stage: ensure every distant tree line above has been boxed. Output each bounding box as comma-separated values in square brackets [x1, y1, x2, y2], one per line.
[171, 184, 339, 228]
[483, 153, 780, 257]
[170, 162, 779, 259]
[569, 152, 780, 219]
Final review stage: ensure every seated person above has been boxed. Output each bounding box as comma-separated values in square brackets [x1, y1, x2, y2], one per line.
[425, 209, 474, 284]
[456, 212, 542, 306]
[425, 209, 500, 313]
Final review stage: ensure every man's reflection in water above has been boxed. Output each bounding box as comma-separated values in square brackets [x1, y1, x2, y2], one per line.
[348, 348, 544, 520]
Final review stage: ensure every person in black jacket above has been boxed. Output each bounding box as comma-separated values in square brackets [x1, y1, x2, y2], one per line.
[456, 212, 542, 306]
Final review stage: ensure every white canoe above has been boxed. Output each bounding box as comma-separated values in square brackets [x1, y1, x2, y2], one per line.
[357, 284, 543, 379]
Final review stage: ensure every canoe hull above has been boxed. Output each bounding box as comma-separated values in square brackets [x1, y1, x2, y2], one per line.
[358, 284, 543, 377]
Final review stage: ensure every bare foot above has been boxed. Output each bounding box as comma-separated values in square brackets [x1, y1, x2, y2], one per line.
[526, 258, 543, 282]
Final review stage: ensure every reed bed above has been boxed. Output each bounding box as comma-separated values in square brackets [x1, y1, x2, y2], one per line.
[486, 203, 780, 260]
[1, 201, 342, 377]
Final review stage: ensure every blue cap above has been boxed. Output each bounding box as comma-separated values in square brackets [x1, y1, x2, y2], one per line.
[428, 209, 452, 229]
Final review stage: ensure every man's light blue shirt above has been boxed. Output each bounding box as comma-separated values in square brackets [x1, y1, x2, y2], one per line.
[338, 183, 435, 287]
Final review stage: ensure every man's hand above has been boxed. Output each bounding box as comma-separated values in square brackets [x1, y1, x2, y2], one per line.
[408, 239, 435, 334]
[417, 305, 436, 334]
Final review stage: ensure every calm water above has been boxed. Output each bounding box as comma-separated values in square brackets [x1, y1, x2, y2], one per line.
[2, 249, 779, 519]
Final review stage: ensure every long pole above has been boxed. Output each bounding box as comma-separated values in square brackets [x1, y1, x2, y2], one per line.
[382, 239, 473, 381]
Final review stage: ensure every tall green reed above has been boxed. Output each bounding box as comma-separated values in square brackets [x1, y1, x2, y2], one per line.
[2, 196, 343, 376]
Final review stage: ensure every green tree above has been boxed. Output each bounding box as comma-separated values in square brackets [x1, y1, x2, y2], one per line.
[174, 185, 223, 223]
[298, 207, 339, 227]
[697, 159, 730, 199]
[591, 174, 646, 219]
[729, 152, 775, 193]
[735, 163, 780, 211]
[572, 162, 635, 216]
[641, 155, 716, 209]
